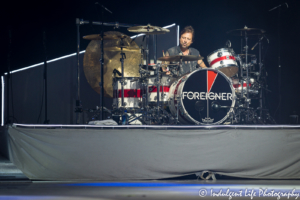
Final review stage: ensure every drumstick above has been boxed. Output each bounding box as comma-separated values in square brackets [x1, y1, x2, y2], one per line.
[162, 50, 165, 57]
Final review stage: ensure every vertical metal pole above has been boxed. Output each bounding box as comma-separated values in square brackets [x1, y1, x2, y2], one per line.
[100, 8, 105, 120]
[145, 35, 149, 122]
[121, 51, 125, 107]
[258, 40, 262, 119]
[278, 7, 282, 123]
[6, 30, 11, 125]
[153, 34, 160, 122]
[245, 31, 249, 121]
[43, 31, 48, 124]
[76, 18, 81, 124]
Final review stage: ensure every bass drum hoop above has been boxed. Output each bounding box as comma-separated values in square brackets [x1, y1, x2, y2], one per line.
[170, 68, 236, 125]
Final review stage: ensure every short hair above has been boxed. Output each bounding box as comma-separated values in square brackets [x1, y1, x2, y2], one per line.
[180, 26, 195, 42]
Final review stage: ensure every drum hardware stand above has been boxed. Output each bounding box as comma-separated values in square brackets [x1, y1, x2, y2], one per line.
[155, 63, 161, 124]
[119, 43, 126, 108]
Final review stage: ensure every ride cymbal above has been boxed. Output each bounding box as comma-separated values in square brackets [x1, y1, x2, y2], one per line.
[128, 24, 170, 35]
[83, 34, 129, 40]
[227, 28, 265, 36]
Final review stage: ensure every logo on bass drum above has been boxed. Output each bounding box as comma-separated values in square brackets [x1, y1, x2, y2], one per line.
[179, 69, 235, 124]
[182, 92, 232, 101]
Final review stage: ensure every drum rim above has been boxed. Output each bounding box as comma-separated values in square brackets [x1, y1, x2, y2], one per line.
[207, 48, 235, 58]
[177, 68, 236, 125]
[213, 64, 238, 68]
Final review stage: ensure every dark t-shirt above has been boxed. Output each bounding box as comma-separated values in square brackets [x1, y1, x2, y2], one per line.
[166, 46, 200, 76]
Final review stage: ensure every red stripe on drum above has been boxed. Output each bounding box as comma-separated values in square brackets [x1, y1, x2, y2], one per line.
[114, 89, 143, 98]
[210, 56, 236, 66]
[148, 86, 170, 93]
[233, 83, 252, 88]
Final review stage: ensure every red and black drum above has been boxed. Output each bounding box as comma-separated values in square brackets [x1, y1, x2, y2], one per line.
[113, 77, 143, 108]
[168, 68, 236, 125]
[207, 48, 238, 77]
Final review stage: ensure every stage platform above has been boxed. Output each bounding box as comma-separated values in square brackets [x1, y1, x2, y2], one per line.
[0, 180, 300, 199]
[3, 124, 300, 182]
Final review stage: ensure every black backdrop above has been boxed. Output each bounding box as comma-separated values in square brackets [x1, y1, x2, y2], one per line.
[1, 0, 300, 124]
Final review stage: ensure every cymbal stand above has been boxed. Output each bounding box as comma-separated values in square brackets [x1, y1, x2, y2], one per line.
[175, 57, 184, 124]
[244, 30, 250, 122]
[155, 63, 161, 123]
[120, 47, 126, 108]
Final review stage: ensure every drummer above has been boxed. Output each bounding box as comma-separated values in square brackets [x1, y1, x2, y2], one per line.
[164, 26, 207, 76]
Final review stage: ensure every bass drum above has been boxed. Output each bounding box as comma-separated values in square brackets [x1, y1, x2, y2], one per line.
[168, 68, 236, 125]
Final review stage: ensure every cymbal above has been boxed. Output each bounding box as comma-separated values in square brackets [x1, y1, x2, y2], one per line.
[158, 55, 204, 62]
[83, 34, 129, 40]
[128, 24, 170, 35]
[227, 28, 265, 36]
[104, 46, 141, 52]
[83, 31, 141, 98]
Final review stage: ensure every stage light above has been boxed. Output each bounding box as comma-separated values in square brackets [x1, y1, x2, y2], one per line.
[4, 51, 86, 75]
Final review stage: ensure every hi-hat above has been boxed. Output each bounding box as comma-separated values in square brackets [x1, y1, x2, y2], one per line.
[83, 34, 129, 40]
[128, 24, 170, 35]
[158, 55, 204, 62]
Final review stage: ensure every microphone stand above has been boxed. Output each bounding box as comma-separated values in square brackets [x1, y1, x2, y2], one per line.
[99, 5, 104, 120]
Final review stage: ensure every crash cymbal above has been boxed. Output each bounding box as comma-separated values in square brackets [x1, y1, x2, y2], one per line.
[227, 27, 265, 36]
[83, 31, 141, 98]
[157, 55, 204, 62]
[83, 34, 129, 40]
[128, 24, 170, 35]
[104, 46, 141, 52]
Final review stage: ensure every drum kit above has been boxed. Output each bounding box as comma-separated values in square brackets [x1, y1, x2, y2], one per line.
[83, 25, 275, 125]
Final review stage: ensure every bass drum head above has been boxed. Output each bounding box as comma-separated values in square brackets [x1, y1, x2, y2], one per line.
[169, 68, 236, 124]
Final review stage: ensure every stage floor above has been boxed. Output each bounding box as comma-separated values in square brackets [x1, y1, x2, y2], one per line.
[0, 180, 300, 199]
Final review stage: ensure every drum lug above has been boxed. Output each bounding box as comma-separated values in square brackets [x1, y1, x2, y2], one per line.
[217, 52, 223, 57]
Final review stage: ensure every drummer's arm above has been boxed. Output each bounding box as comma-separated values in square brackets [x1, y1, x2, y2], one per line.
[163, 51, 171, 75]
[198, 58, 207, 68]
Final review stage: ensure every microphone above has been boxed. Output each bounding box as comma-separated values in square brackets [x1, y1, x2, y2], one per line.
[95, 2, 113, 14]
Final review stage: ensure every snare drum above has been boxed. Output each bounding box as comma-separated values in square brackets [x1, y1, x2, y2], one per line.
[168, 68, 236, 124]
[113, 77, 142, 108]
[207, 48, 238, 77]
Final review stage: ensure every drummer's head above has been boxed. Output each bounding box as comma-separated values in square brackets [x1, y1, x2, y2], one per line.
[179, 26, 194, 49]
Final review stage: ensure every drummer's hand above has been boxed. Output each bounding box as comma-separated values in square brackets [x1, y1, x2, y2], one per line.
[162, 65, 171, 75]
[198, 59, 207, 68]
